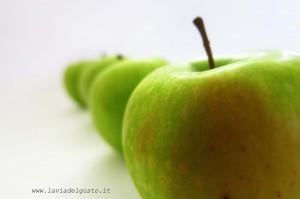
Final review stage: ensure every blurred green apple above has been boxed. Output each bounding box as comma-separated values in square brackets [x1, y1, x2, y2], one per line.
[79, 55, 124, 106]
[90, 58, 168, 153]
[63, 60, 91, 107]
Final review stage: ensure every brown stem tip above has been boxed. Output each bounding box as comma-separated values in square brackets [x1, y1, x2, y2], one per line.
[193, 17, 215, 69]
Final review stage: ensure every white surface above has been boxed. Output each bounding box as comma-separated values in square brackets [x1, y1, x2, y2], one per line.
[0, 74, 140, 199]
[1, 0, 300, 198]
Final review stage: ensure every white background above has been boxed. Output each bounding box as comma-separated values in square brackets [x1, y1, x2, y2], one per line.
[0, 0, 300, 198]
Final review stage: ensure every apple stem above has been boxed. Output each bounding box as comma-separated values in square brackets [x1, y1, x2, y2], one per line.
[117, 54, 124, 59]
[193, 17, 215, 69]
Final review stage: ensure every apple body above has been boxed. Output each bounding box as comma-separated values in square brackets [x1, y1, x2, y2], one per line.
[90, 58, 168, 153]
[79, 55, 124, 106]
[123, 51, 300, 199]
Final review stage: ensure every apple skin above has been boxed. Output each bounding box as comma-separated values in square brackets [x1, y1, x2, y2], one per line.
[90, 58, 168, 153]
[78, 55, 124, 107]
[123, 51, 300, 199]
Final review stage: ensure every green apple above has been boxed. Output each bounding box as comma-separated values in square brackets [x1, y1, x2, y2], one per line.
[90, 58, 168, 153]
[123, 50, 300, 199]
[63, 60, 90, 107]
[78, 55, 124, 106]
